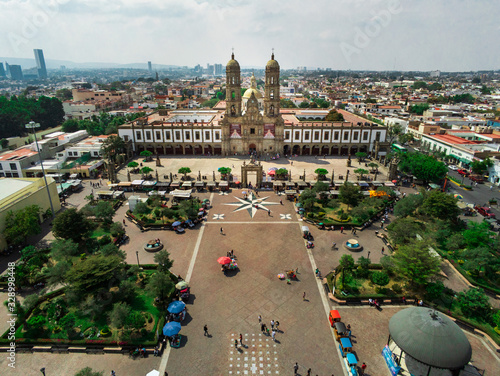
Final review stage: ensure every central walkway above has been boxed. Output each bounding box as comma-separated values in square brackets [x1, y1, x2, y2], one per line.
[162, 190, 343, 375]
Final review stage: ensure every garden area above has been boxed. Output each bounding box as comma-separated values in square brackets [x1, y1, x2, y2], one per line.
[127, 196, 201, 227]
[298, 181, 395, 226]
[1, 205, 179, 346]
[379, 188, 500, 343]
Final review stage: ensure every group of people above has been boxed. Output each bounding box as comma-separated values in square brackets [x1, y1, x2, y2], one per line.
[259, 315, 280, 342]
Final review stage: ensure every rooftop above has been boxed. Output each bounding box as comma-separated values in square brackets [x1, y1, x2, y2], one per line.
[0, 178, 35, 202]
[0, 147, 37, 162]
[429, 134, 480, 145]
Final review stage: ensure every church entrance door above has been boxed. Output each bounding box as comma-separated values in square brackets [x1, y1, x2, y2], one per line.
[249, 144, 257, 154]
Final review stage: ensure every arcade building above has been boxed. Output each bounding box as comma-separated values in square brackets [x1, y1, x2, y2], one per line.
[118, 53, 389, 157]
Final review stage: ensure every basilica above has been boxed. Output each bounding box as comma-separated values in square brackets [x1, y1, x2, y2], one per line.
[118, 53, 389, 157]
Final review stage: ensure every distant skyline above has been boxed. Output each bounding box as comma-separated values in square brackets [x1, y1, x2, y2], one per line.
[1, 0, 499, 72]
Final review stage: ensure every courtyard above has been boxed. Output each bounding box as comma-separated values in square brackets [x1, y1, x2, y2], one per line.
[0, 156, 499, 376]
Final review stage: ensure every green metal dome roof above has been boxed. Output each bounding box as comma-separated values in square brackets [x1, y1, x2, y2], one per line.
[389, 307, 472, 369]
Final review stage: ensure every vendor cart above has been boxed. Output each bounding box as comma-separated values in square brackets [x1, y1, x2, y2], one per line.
[334, 321, 348, 342]
[329, 310, 341, 326]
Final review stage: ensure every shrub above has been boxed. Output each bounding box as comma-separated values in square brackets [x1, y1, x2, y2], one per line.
[98, 235, 111, 246]
[392, 283, 403, 294]
[425, 281, 445, 302]
[371, 271, 390, 286]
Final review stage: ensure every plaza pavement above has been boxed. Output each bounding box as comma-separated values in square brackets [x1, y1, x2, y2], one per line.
[1, 156, 499, 375]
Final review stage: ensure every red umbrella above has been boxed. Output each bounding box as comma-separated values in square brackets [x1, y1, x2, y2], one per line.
[268, 170, 276, 176]
[217, 257, 232, 265]
[391, 180, 397, 184]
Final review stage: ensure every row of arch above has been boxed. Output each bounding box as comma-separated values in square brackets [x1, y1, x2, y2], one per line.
[284, 145, 370, 156]
[136, 144, 222, 156]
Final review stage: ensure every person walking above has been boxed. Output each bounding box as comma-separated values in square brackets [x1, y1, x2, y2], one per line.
[381, 247, 385, 255]
[340, 226, 344, 234]
[275, 320, 280, 330]
[234, 339, 238, 349]
[239, 333, 243, 345]
[204, 324, 208, 336]
[280, 199, 283, 205]
[360, 362, 367, 375]
[367, 251, 371, 259]
[307, 368, 312, 376]
[111, 371, 116, 376]
[270, 320, 275, 329]
[123, 219, 126, 226]
[258, 315, 262, 324]
[271, 330, 276, 341]
[220, 227, 224, 235]
[261, 323, 266, 333]
[303, 292, 306, 301]
[294, 362, 299, 374]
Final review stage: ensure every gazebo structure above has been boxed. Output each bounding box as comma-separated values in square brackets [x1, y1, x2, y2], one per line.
[386, 307, 478, 376]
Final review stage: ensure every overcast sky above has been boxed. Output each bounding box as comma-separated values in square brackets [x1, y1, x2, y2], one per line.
[1, 0, 498, 71]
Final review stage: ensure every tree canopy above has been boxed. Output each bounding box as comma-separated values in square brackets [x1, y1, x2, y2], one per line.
[398, 153, 447, 183]
[178, 167, 192, 176]
[52, 208, 92, 243]
[392, 240, 441, 286]
[66, 255, 125, 293]
[325, 109, 344, 122]
[314, 168, 328, 177]
[421, 190, 460, 222]
[3, 205, 41, 245]
[339, 182, 363, 209]
[471, 158, 493, 175]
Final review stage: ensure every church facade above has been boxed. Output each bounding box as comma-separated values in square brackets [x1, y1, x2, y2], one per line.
[118, 53, 389, 157]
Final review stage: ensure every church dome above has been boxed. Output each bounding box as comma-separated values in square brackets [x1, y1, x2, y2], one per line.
[266, 53, 279, 69]
[226, 53, 240, 69]
[243, 73, 262, 99]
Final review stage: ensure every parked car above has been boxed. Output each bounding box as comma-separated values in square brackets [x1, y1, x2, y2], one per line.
[448, 165, 459, 171]
[469, 174, 484, 183]
[458, 169, 470, 176]
[475, 206, 496, 218]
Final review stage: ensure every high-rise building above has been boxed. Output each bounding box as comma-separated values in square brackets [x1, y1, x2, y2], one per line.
[33, 49, 47, 79]
[214, 64, 223, 76]
[148, 61, 152, 73]
[9, 65, 24, 80]
[0, 62, 5, 77]
[5, 62, 10, 77]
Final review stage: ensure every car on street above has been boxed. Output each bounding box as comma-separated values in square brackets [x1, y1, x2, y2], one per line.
[448, 165, 459, 171]
[458, 169, 470, 176]
[469, 175, 484, 183]
[475, 206, 496, 218]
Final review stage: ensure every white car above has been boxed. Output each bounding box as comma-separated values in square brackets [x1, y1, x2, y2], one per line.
[448, 165, 459, 171]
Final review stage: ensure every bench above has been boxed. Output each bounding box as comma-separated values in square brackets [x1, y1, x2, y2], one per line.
[85, 348, 104, 354]
[32, 346, 52, 352]
[51, 347, 69, 353]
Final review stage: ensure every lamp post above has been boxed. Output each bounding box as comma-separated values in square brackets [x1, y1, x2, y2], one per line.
[26, 121, 55, 218]
[136, 250, 140, 267]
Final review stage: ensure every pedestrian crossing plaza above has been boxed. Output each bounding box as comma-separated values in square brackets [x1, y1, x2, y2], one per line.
[228, 333, 280, 375]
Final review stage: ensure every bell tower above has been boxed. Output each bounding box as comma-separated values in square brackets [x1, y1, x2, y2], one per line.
[264, 51, 280, 117]
[226, 52, 242, 117]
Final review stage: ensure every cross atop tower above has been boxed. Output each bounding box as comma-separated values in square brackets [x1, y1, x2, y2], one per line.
[271, 48, 274, 60]
[231, 47, 234, 60]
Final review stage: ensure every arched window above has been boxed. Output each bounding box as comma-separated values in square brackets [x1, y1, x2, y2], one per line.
[269, 105, 274, 116]
[231, 105, 235, 115]
[271, 76, 274, 84]
[270, 90, 274, 99]
[232, 77, 235, 84]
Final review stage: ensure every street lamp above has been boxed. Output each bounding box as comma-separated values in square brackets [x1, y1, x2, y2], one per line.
[40, 368, 46, 376]
[26, 121, 55, 218]
[136, 250, 140, 267]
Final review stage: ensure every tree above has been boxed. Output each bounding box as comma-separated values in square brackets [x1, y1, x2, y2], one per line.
[146, 272, 175, 307]
[299, 101, 310, 108]
[127, 161, 139, 168]
[462, 246, 500, 278]
[109, 302, 131, 328]
[387, 123, 403, 144]
[392, 240, 441, 287]
[368, 162, 379, 172]
[276, 168, 288, 179]
[409, 103, 430, 115]
[393, 194, 424, 217]
[66, 255, 124, 294]
[218, 167, 231, 177]
[387, 217, 424, 245]
[47, 260, 71, 286]
[412, 81, 428, 90]
[398, 153, 447, 183]
[353, 168, 368, 180]
[425, 281, 445, 301]
[154, 249, 174, 272]
[3, 205, 41, 245]
[456, 288, 492, 321]
[50, 238, 80, 261]
[339, 254, 355, 288]
[140, 150, 153, 159]
[314, 168, 328, 180]
[178, 167, 192, 178]
[141, 166, 153, 174]
[355, 152, 367, 161]
[280, 99, 296, 108]
[471, 158, 493, 175]
[74, 367, 104, 376]
[398, 132, 414, 145]
[0, 138, 9, 149]
[421, 190, 460, 222]
[298, 188, 317, 211]
[339, 182, 363, 209]
[52, 209, 92, 242]
[371, 271, 390, 286]
[101, 135, 125, 165]
[325, 109, 344, 121]
[62, 119, 80, 133]
[462, 221, 494, 249]
[356, 256, 371, 277]
[93, 201, 115, 226]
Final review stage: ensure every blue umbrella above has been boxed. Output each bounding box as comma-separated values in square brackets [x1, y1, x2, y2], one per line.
[162, 321, 181, 336]
[172, 221, 182, 227]
[167, 300, 186, 314]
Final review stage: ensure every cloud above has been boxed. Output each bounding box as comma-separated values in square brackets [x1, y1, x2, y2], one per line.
[0, 0, 498, 71]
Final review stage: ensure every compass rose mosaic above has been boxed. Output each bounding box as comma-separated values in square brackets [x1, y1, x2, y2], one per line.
[224, 192, 280, 218]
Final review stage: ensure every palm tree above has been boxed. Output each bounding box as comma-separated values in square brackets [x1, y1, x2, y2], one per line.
[101, 135, 125, 165]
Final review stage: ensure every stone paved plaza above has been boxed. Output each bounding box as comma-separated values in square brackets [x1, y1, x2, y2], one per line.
[1, 156, 499, 376]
